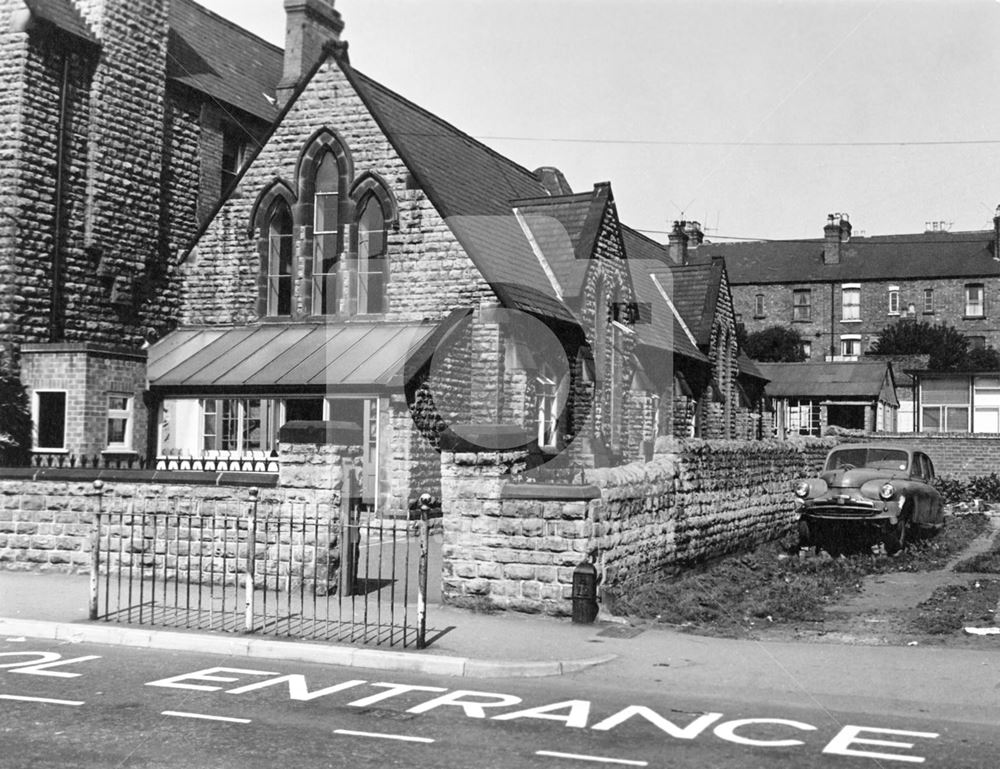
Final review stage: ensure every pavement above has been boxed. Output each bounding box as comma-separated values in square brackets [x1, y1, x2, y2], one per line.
[2, 568, 1000, 723]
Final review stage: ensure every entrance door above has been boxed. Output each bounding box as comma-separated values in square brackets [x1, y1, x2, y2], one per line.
[328, 397, 381, 514]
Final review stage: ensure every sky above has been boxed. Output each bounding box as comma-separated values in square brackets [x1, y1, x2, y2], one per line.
[197, 0, 1000, 243]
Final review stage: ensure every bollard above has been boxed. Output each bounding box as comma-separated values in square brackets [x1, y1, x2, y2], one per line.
[571, 559, 598, 624]
[89, 480, 104, 621]
[416, 492, 432, 649]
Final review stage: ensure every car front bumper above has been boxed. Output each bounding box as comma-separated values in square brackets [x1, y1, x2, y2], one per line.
[796, 496, 902, 523]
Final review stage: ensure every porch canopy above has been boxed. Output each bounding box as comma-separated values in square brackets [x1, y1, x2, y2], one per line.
[147, 321, 440, 393]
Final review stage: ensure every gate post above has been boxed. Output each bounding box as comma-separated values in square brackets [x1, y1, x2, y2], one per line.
[417, 493, 431, 649]
[244, 488, 258, 633]
[339, 461, 358, 596]
[89, 480, 104, 620]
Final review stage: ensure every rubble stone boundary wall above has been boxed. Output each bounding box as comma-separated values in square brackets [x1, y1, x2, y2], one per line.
[439, 436, 837, 616]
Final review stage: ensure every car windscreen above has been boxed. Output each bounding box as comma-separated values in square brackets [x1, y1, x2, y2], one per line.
[825, 448, 909, 472]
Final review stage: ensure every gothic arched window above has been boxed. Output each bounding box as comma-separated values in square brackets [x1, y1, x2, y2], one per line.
[267, 201, 293, 316]
[312, 151, 343, 315]
[355, 194, 387, 314]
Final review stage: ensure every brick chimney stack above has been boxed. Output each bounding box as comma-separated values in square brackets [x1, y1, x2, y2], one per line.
[278, 0, 344, 107]
[685, 221, 704, 247]
[823, 213, 851, 265]
[668, 220, 690, 265]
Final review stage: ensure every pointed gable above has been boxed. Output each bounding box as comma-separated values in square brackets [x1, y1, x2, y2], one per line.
[670, 256, 727, 348]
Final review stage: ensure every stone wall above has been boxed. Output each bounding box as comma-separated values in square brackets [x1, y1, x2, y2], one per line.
[439, 436, 837, 616]
[180, 54, 494, 325]
[0, 433, 359, 573]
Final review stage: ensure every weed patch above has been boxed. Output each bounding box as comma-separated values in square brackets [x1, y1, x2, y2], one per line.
[910, 579, 1000, 635]
[610, 514, 990, 638]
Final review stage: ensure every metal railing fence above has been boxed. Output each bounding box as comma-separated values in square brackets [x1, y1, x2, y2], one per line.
[87, 484, 430, 648]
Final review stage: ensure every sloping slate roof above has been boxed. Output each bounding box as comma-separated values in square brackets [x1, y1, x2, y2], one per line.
[670, 259, 724, 347]
[864, 354, 930, 388]
[513, 185, 609, 298]
[346, 68, 577, 324]
[167, 0, 282, 122]
[25, 0, 96, 43]
[697, 231, 1000, 285]
[755, 361, 895, 401]
[620, 227, 706, 363]
[147, 322, 438, 390]
[737, 353, 766, 381]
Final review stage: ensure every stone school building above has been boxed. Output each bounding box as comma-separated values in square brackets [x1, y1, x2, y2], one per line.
[2, 0, 764, 516]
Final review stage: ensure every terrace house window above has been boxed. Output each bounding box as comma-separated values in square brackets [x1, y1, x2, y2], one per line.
[965, 284, 985, 317]
[792, 289, 811, 322]
[921, 378, 970, 432]
[841, 284, 860, 321]
[888, 285, 900, 315]
[840, 335, 861, 358]
[923, 288, 934, 314]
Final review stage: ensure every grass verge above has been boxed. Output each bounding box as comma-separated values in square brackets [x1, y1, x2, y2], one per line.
[609, 513, 991, 637]
[909, 579, 1000, 634]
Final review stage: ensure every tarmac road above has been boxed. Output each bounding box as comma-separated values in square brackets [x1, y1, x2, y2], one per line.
[1, 637, 997, 768]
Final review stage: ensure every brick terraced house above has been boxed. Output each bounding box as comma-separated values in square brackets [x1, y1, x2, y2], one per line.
[2, 0, 759, 512]
[694, 213, 1000, 363]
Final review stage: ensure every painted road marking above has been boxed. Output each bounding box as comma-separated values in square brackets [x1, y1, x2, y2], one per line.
[162, 711, 251, 724]
[334, 729, 434, 744]
[0, 695, 84, 706]
[536, 750, 648, 766]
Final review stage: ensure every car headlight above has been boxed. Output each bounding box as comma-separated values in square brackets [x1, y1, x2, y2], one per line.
[794, 481, 811, 498]
[879, 482, 895, 500]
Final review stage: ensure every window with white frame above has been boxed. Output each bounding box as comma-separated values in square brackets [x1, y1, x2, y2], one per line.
[923, 288, 934, 314]
[106, 394, 133, 450]
[753, 293, 765, 318]
[921, 377, 970, 432]
[312, 151, 343, 316]
[200, 399, 267, 453]
[34, 391, 67, 450]
[801, 340, 812, 359]
[974, 377, 1000, 433]
[354, 194, 387, 314]
[888, 285, 900, 315]
[840, 334, 861, 358]
[536, 366, 559, 448]
[266, 201, 293, 316]
[965, 283, 985, 317]
[841, 284, 860, 321]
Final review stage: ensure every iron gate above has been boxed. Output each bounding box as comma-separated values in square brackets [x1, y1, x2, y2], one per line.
[88, 489, 431, 648]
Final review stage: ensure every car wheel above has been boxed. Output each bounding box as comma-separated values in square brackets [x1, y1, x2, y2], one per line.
[883, 518, 908, 555]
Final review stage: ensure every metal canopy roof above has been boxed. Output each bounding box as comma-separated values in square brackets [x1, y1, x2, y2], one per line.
[147, 322, 439, 391]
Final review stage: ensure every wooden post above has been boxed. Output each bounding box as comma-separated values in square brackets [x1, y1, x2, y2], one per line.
[417, 493, 431, 649]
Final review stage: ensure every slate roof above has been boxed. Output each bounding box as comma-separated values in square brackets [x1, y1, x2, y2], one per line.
[670, 258, 726, 347]
[166, 0, 282, 122]
[25, 0, 96, 43]
[755, 361, 898, 405]
[513, 185, 609, 299]
[696, 230, 1000, 285]
[620, 227, 705, 363]
[864, 354, 930, 388]
[345, 67, 579, 324]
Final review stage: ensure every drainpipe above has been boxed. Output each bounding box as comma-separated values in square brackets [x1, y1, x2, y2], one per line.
[829, 282, 835, 360]
[50, 52, 71, 342]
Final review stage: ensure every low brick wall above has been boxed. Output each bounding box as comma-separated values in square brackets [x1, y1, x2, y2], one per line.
[825, 430, 1000, 481]
[439, 436, 837, 616]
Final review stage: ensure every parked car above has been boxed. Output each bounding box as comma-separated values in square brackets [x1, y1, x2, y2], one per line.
[793, 444, 945, 555]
